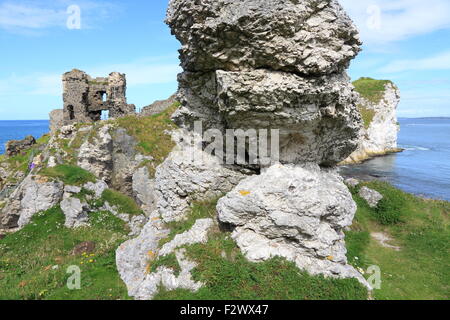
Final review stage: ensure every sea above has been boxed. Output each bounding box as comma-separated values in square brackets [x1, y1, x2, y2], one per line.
[0, 120, 50, 155]
[0, 118, 449, 201]
[339, 117, 450, 201]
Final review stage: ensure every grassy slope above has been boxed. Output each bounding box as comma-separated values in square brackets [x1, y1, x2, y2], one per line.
[0, 207, 130, 300]
[346, 181, 449, 300]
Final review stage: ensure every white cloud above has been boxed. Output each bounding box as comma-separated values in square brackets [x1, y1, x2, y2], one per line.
[380, 50, 450, 73]
[0, 57, 180, 97]
[339, 0, 450, 44]
[0, 0, 118, 32]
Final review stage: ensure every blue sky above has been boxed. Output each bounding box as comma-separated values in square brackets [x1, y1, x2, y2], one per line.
[0, 0, 449, 120]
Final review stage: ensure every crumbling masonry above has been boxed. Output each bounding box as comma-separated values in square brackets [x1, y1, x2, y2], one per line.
[50, 69, 136, 131]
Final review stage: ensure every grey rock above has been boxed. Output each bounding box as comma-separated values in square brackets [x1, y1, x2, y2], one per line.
[342, 81, 401, 164]
[64, 185, 82, 194]
[140, 94, 177, 117]
[359, 186, 383, 208]
[155, 130, 246, 222]
[116, 213, 170, 299]
[159, 218, 213, 256]
[83, 180, 108, 198]
[49, 109, 64, 133]
[166, 0, 361, 75]
[217, 164, 370, 288]
[0, 175, 64, 229]
[60, 197, 90, 228]
[167, 0, 363, 167]
[132, 166, 156, 214]
[5, 135, 36, 157]
[345, 178, 360, 187]
[77, 125, 113, 182]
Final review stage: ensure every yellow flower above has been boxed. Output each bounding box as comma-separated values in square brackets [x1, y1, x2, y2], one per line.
[89, 259, 94, 263]
[239, 190, 251, 196]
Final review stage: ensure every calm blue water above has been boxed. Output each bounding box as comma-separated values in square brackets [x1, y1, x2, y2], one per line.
[0, 120, 49, 155]
[340, 118, 450, 201]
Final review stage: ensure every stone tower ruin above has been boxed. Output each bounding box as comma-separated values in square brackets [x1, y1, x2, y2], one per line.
[61, 69, 135, 124]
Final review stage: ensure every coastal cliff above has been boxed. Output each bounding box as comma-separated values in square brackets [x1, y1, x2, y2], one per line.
[342, 78, 401, 164]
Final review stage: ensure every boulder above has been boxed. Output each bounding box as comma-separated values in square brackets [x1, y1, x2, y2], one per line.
[5, 135, 36, 157]
[217, 164, 370, 288]
[359, 186, 383, 208]
[60, 197, 90, 228]
[0, 175, 63, 229]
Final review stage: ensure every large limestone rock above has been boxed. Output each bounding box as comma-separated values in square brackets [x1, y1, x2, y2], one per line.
[342, 80, 401, 164]
[167, 0, 363, 166]
[77, 125, 113, 182]
[116, 131, 247, 299]
[0, 175, 63, 229]
[155, 130, 246, 222]
[217, 164, 369, 287]
[167, 0, 361, 75]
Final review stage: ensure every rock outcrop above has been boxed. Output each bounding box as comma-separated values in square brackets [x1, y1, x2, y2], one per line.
[140, 94, 177, 117]
[116, 130, 247, 299]
[149, 0, 370, 292]
[0, 175, 64, 229]
[342, 78, 401, 164]
[217, 164, 367, 285]
[5, 135, 36, 157]
[167, 0, 363, 167]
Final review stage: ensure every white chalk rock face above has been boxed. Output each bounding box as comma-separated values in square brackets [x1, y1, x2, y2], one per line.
[217, 164, 370, 288]
[343, 81, 401, 164]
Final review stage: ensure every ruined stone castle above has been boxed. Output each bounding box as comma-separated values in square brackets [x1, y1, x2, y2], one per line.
[50, 69, 136, 131]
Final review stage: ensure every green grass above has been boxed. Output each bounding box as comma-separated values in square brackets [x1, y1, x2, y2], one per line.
[151, 198, 368, 300]
[154, 231, 367, 300]
[159, 198, 219, 247]
[39, 164, 96, 186]
[101, 189, 143, 215]
[358, 104, 376, 129]
[149, 253, 181, 277]
[346, 181, 450, 300]
[114, 102, 179, 177]
[353, 77, 394, 104]
[0, 207, 130, 300]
